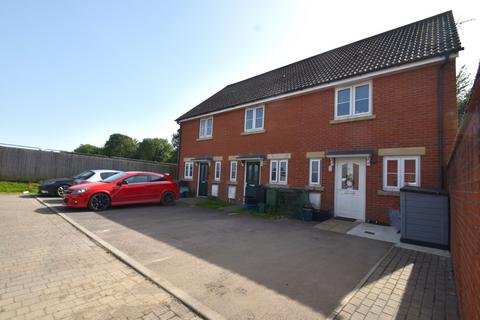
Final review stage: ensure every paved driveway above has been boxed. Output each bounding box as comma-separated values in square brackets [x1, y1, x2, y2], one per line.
[43, 198, 392, 320]
[0, 195, 199, 320]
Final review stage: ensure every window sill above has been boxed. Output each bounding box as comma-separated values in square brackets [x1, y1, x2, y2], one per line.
[213, 180, 220, 183]
[241, 129, 266, 136]
[196, 137, 213, 141]
[183, 178, 193, 181]
[228, 181, 238, 185]
[305, 185, 324, 191]
[265, 183, 288, 188]
[330, 114, 376, 124]
[377, 190, 400, 197]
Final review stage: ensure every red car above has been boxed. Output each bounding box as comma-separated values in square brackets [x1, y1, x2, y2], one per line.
[64, 171, 179, 211]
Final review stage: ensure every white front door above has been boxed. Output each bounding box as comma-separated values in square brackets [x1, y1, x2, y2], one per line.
[334, 158, 366, 220]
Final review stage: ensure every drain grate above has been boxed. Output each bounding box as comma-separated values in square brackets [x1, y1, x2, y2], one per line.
[364, 231, 376, 235]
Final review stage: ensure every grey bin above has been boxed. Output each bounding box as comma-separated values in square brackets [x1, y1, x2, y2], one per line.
[400, 186, 449, 249]
[388, 209, 401, 232]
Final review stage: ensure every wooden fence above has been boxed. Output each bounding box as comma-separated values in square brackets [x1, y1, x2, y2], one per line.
[0, 144, 177, 182]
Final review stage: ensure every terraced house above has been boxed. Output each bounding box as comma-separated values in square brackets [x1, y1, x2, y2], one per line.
[176, 11, 462, 223]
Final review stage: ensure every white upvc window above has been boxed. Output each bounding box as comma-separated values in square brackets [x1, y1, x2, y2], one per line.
[383, 156, 420, 191]
[309, 159, 321, 186]
[184, 162, 193, 180]
[199, 117, 213, 138]
[244, 105, 264, 132]
[214, 161, 221, 181]
[270, 159, 288, 184]
[335, 82, 372, 119]
[230, 161, 237, 182]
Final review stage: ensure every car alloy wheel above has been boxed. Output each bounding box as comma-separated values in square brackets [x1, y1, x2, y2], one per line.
[56, 185, 67, 197]
[161, 192, 175, 206]
[89, 193, 110, 211]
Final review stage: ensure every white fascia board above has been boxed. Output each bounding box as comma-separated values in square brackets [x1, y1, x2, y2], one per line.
[177, 55, 457, 123]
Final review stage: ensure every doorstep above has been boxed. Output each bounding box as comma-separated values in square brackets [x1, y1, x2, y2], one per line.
[314, 218, 361, 234]
[347, 223, 400, 243]
[347, 223, 451, 257]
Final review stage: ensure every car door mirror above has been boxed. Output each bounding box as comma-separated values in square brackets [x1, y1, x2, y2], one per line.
[117, 180, 128, 186]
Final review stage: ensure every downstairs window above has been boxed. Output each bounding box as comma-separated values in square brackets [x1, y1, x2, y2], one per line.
[383, 156, 420, 191]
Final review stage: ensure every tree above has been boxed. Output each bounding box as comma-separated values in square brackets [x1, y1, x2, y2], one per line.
[169, 128, 180, 163]
[137, 138, 173, 162]
[456, 65, 472, 125]
[103, 134, 138, 158]
[74, 144, 102, 155]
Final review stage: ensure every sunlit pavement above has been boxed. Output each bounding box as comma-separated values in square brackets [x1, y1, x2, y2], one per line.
[0, 195, 200, 320]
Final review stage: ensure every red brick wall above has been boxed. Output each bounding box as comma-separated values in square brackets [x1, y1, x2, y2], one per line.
[179, 61, 457, 222]
[447, 66, 480, 320]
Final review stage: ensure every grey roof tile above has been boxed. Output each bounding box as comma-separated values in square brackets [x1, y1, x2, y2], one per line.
[177, 11, 462, 121]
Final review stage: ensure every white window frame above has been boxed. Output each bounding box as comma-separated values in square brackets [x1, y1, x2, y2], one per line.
[270, 160, 278, 183]
[334, 81, 372, 120]
[230, 161, 237, 182]
[214, 161, 221, 181]
[270, 159, 288, 184]
[244, 105, 265, 132]
[383, 156, 421, 191]
[184, 161, 193, 180]
[199, 117, 213, 138]
[309, 159, 321, 186]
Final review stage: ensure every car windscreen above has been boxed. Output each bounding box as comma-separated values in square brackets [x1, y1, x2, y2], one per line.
[73, 171, 94, 180]
[101, 172, 127, 183]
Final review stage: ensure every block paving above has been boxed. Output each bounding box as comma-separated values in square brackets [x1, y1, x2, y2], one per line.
[0, 195, 201, 320]
[332, 247, 459, 320]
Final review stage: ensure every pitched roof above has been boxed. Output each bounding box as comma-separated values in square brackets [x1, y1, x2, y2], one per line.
[177, 11, 462, 122]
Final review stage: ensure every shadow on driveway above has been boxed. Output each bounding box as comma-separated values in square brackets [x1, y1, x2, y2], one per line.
[47, 199, 392, 320]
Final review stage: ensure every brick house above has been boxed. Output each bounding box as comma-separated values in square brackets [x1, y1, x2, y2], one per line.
[176, 11, 462, 223]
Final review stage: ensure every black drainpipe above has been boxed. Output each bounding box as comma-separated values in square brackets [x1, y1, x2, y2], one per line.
[437, 51, 452, 189]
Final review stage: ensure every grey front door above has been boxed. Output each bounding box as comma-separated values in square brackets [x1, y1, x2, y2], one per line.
[245, 162, 260, 200]
[198, 163, 209, 196]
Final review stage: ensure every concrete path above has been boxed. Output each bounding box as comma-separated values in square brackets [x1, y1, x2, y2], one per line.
[43, 197, 391, 320]
[0, 195, 200, 320]
[314, 218, 361, 234]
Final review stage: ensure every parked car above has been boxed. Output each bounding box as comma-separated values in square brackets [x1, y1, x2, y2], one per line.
[38, 170, 121, 197]
[63, 171, 179, 211]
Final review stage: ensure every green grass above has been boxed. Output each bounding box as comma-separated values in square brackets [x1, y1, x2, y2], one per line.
[196, 198, 233, 209]
[0, 181, 39, 193]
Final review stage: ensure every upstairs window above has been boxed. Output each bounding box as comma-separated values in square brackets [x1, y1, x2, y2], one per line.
[199, 117, 213, 138]
[383, 156, 420, 191]
[335, 82, 372, 119]
[270, 159, 288, 184]
[184, 162, 193, 180]
[214, 161, 221, 181]
[245, 106, 264, 132]
[230, 161, 237, 182]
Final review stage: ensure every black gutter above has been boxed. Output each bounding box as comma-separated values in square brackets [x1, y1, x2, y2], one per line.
[437, 51, 453, 189]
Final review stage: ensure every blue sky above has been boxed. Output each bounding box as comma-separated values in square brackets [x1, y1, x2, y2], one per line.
[0, 0, 478, 151]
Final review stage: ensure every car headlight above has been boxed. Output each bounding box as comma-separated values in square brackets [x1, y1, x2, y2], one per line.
[72, 187, 88, 194]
